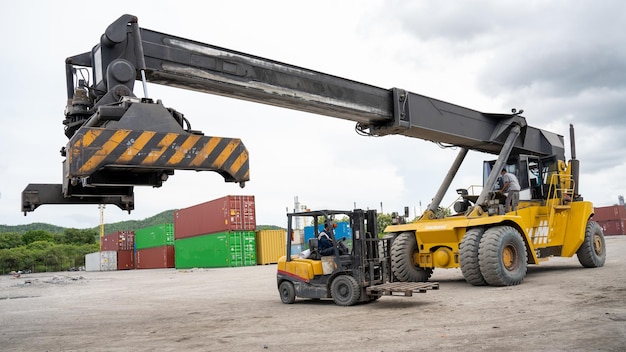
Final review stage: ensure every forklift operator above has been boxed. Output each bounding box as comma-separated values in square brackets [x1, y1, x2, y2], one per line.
[318, 223, 335, 256]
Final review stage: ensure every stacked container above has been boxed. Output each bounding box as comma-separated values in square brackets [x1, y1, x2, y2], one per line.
[174, 195, 257, 269]
[255, 229, 286, 265]
[593, 205, 626, 236]
[135, 224, 175, 269]
[101, 231, 135, 270]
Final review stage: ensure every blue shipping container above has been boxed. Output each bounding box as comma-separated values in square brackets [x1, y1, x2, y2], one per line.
[303, 222, 351, 248]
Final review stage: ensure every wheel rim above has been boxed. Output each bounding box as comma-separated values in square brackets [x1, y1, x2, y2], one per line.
[593, 233, 603, 255]
[337, 283, 349, 298]
[502, 244, 519, 271]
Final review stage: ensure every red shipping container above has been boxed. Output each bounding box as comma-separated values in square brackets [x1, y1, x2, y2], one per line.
[101, 231, 135, 251]
[593, 205, 626, 222]
[597, 219, 626, 236]
[136, 246, 175, 269]
[117, 250, 135, 270]
[174, 195, 256, 239]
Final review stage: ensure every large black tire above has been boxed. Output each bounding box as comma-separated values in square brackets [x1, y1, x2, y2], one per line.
[390, 232, 433, 282]
[478, 226, 527, 286]
[278, 281, 296, 304]
[577, 221, 606, 268]
[459, 228, 487, 286]
[331, 275, 361, 306]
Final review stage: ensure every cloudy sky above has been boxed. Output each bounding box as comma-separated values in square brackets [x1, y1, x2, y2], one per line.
[1, 0, 624, 229]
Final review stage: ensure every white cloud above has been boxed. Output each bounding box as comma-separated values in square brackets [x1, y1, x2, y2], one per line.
[1, 0, 625, 229]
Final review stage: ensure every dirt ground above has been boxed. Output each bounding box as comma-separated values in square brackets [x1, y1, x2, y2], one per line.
[1, 236, 625, 352]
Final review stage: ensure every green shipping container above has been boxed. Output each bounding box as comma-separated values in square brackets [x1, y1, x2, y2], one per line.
[228, 231, 257, 267]
[174, 231, 256, 269]
[135, 224, 174, 250]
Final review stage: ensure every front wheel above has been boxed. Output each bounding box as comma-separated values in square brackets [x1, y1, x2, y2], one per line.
[478, 226, 527, 286]
[331, 275, 360, 306]
[577, 221, 606, 268]
[278, 281, 296, 304]
[390, 232, 433, 282]
[459, 228, 487, 286]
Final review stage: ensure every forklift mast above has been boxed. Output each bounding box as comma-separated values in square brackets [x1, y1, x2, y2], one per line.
[22, 14, 567, 214]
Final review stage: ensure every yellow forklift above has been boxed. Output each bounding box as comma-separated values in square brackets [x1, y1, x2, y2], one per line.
[277, 209, 438, 306]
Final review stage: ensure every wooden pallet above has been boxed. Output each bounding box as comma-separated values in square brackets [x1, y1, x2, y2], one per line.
[366, 282, 440, 297]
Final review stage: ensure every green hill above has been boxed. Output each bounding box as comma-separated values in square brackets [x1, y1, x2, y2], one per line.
[0, 223, 66, 234]
[1, 210, 283, 234]
[98, 210, 176, 233]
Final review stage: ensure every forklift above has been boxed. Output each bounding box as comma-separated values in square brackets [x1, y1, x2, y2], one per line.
[277, 209, 439, 306]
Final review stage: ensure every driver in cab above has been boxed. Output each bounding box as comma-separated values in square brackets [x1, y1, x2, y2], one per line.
[318, 223, 336, 256]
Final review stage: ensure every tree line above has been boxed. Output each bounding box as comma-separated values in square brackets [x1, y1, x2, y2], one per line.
[0, 228, 99, 274]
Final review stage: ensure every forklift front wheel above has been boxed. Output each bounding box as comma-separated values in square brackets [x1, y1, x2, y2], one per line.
[331, 275, 360, 306]
[278, 281, 296, 304]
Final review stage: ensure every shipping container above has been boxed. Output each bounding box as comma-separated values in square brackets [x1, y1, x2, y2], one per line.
[228, 231, 256, 267]
[597, 219, 626, 236]
[137, 246, 175, 269]
[117, 250, 135, 270]
[174, 231, 257, 269]
[256, 229, 286, 265]
[304, 222, 352, 247]
[593, 205, 626, 222]
[174, 195, 256, 239]
[291, 244, 303, 256]
[101, 231, 135, 251]
[175, 233, 230, 269]
[135, 224, 174, 250]
[85, 251, 117, 271]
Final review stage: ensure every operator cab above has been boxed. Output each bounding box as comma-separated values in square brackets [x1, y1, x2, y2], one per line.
[483, 154, 559, 202]
[454, 154, 561, 214]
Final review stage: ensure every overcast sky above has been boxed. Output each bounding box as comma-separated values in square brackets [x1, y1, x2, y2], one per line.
[1, 0, 625, 229]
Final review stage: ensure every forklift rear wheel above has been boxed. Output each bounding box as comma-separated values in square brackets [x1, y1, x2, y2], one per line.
[459, 228, 487, 286]
[331, 275, 360, 306]
[478, 226, 527, 286]
[577, 221, 606, 268]
[278, 281, 296, 304]
[390, 232, 433, 282]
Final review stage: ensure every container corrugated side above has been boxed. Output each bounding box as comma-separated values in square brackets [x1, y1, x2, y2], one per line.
[256, 230, 286, 265]
[175, 233, 230, 269]
[135, 224, 174, 250]
[597, 219, 626, 236]
[137, 246, 175, 269]
[593, 205, 626, 221]
[174, 195, 256, 239]
[101, 231, 135, 251]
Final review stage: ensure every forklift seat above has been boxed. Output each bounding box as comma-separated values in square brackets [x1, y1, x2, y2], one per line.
[308, 238, 320, 260]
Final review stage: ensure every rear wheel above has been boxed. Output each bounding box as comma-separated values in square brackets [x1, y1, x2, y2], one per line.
[390, 232, 433, 282]
[577, 221, 606, 268]
[331, 275, 360, 306]
[478, 226, 527, 286]
[278, 281, 296, 304]
[459, 228, 487, 286]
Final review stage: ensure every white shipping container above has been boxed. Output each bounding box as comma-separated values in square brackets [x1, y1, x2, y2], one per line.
[85, 251, 118, 271]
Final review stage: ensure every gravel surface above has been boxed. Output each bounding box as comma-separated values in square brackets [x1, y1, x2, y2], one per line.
[1, 236, 625, 352]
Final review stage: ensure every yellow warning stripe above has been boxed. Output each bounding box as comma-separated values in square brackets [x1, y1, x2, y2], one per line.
[73, 128, 103, 149]
[229, 147, 249, 176]
[115, 131, 157, 164]
[190, 137, 222, 167]
[213, 139, 240, 168]
[142, 133, 178, 165]
[166, 134, 202, 165]
[78, 130, 131, 173]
